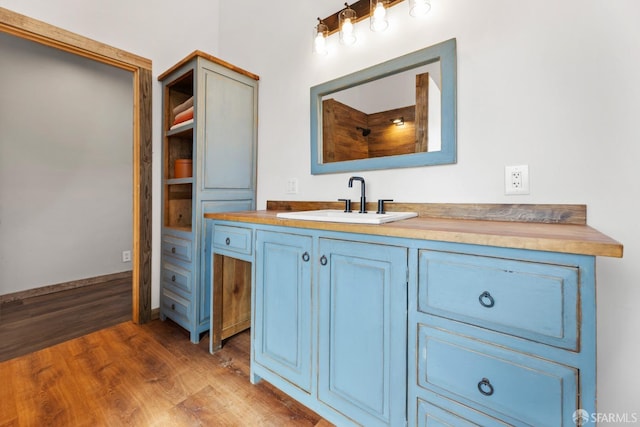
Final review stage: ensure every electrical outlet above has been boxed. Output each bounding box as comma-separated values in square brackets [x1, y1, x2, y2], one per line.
[505, 165, 530, 195]
[122, 250, 131, 262]
[286, 178, 299, 194]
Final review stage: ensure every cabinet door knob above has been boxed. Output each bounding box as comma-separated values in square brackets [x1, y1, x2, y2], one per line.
[477, 378, 494, 396]
[478, 291, 495, 308]
[320, 255, 328, 266]
[302, 252, 310, 262]
[225, 237, 231, 245]
[171, 247, 176, 254]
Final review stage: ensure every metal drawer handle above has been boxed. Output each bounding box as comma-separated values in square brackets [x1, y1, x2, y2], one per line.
[478, 378, 494, 396]
[320, 255, 328, 266]
[302, 252, 310, 262]
[225, 237, 231, 245]
[171, 247, 176, 254]
[478, 291, 495, 308]
[171, 275, 176, 282]
[171, 303, 176, 310]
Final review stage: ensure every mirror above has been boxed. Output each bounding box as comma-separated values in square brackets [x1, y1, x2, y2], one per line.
[310, 38, 456, 174]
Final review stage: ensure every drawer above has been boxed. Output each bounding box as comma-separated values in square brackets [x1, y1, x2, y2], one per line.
[418, 250, 579, 350]
[162, 234, 192, 262]
[417, 397, 509, 427]
[161, 261, 191, 295]
[213, 224, 252, 255]
[162, 289, 191, 327]
[417, 325, 578, 426]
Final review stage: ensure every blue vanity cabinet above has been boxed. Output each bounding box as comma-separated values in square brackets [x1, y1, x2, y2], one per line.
[204, 211, 618, 427]
[317, 239, 408, 427]
[409, 245, 596, 426]
[254, 230, 313, 393]
[248, 226, 409, 426]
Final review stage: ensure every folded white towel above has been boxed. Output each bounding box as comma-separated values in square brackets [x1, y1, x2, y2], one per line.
[170, 118, 194, 130]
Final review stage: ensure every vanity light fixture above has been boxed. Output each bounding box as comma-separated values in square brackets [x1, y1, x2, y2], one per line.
[314, 18, 329, 55]
[391, 117, 405, 126]
[339, 3, 358, 45]
[314, 0, 431, 53]
[408, 0, 431, 17]
[370, 0, 389, 32]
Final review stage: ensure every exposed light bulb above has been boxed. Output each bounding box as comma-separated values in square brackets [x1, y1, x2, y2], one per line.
[371, 2, 389, 32]
[314, 32, 328, 55]
[409, 0, 431, 17]
[340, 18, 356, 45]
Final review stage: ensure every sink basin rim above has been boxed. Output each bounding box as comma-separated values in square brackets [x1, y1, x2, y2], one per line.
[276, 209, 418, 224]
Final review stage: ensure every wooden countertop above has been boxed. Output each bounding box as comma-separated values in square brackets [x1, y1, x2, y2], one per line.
[204, 209, 623, 258]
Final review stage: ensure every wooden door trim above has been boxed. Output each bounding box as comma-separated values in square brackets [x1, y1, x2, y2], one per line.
[0, 7, 152, 323]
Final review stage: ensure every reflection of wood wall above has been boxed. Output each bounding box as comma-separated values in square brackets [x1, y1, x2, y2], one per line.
[415, 72, 429, 153]
[368, 105, 416, 158]
[322, 73, 429, 162]
[323, 99, 369, 163]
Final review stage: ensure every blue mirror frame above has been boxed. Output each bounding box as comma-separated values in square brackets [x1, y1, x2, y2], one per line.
[310, 38, 456, 175]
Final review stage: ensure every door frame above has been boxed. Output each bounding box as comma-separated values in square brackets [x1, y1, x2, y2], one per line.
[0, 7, 152, 323]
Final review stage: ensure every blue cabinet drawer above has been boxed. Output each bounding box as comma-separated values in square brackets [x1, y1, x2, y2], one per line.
[417, 396, 509, 427]
[162, 234, 192, 262]
[418, 324, 578, 426]
[161, 289, 191, 327]
[161, 261, 191, 296]
[418, 250, 579, 350]
[213, 224, 252, 255]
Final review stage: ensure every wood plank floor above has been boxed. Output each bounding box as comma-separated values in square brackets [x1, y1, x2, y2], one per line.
[0, 320, 331, 427]
[0, 278, 132, 362]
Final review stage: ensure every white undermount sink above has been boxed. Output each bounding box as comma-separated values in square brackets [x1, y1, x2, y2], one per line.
[276, 209, 418, 225]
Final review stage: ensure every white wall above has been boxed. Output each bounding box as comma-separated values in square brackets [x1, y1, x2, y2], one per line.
[0, 32, 132, 294]
[217, 0, 640, 416]
[2, 0, 638, 415]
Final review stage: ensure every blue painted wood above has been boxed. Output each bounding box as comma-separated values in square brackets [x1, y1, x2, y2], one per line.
[418, 250, 579, 350]
[212, 224, 253, 256]
[202, 68, 257, 191]
[310, 38, 456, 174]
[418, 325, 577, 426]
[317, 239, 407, 427]
[160, 53, 258, 344]
[205, 220, 598, 426]
[254, 230, 313, 392]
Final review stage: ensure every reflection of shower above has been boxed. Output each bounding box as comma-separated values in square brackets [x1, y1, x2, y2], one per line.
[356, 126, 371, 136]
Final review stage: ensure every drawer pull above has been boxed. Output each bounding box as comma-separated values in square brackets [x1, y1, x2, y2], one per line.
[478, 291, 495, 308]
[225, 237, 231, 245]
[302, 252, 310, 262]
[320, 255, 328, 266]
[477, 378, 494, 396]
[171, 275, 176, 282]
[171, 303, 176, 310]
[171, 247, 176, 254]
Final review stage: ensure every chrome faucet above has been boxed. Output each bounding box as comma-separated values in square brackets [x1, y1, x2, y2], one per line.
[348, 176, 366, 213]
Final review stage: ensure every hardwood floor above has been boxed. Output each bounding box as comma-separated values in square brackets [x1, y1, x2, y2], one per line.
[0, 320, 330, 426]
[0, 277, 132, 362]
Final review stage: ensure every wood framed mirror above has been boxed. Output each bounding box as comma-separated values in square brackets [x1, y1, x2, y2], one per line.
[0, 7, 152, 323]
[311, 38, 456, 174]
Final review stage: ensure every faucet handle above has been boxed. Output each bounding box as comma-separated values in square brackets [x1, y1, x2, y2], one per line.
[338, 198, 352, 213]
[376, 199, 394, 214]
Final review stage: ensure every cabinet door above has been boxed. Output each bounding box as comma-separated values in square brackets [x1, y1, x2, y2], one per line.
[317, 239, 407, 427]
[202, 68, 256, 193]
[254, 230, 312, 392]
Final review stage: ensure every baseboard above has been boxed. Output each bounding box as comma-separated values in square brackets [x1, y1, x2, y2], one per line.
[0, 271, 133, 304]
[151, 307, 160, 320]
